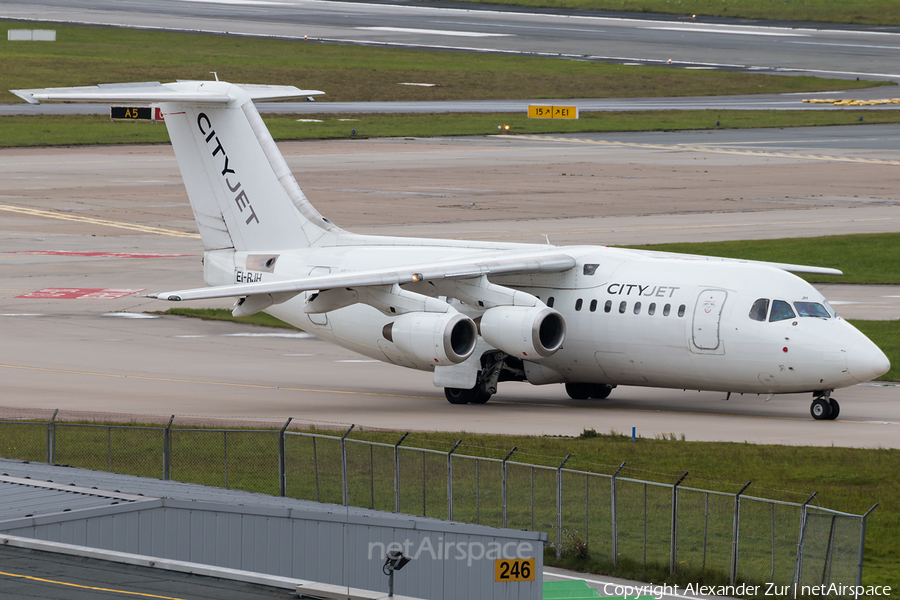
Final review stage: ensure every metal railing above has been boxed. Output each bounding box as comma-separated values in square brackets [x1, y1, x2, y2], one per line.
[0, 414, 875, 597]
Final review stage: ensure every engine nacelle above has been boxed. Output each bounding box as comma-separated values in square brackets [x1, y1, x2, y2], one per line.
[383, 312, 478, 366]
[480, 306, 566, 359]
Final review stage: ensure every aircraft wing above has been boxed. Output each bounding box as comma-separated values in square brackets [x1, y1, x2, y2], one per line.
[11, 81, 324, 104]
[149, 250, 577, 301]
[629, 249, 843, 276]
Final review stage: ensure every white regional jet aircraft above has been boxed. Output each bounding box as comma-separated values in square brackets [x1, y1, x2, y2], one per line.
[15, 81, 891, 420]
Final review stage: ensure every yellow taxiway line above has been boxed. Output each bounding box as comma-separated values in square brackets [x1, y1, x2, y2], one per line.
[0, 569, 188, 600]
[0, 204, 200, 239]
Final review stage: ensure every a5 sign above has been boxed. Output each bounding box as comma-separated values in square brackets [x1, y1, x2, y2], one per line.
[494, 558, 535, 582]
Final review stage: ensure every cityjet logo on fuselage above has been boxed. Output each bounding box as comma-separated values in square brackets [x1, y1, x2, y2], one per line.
[197, 113, 259, 225]
[607, 283, 680, 298]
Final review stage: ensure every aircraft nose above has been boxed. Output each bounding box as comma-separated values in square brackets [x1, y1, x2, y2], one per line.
[846, 338, 891, 383]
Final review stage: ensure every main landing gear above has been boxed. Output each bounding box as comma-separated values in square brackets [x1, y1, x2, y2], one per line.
[810, 391, 840, 421]
[444, 387, 492, 405]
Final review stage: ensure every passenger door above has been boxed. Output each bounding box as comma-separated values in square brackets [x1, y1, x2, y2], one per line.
[691, 289, 727, 354]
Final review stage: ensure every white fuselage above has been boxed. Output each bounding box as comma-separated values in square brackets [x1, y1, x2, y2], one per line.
[205, 239, 886, 395]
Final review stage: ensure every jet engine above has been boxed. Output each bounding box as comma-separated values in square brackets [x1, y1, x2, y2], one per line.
[479, 306, 566, 359]
[383, 311, 478, 366]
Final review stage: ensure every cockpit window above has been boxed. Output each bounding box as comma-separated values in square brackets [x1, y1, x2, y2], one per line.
[583, 264, 599, 276]
[794, 301, 830, 319]
[769, 300, 796, 322]
[749, 298, 769, 322]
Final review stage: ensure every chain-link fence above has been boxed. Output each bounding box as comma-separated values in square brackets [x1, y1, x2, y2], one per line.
[0, 415, 876, 597]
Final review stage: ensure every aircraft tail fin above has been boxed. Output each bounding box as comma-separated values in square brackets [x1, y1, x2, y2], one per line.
[14, 81, 344, 251]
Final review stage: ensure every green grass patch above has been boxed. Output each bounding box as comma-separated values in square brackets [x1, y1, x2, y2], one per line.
[442, 0, 900, 27]
[0, 20, 888, 106]
[628, 233, 900, 285]
[151, 307, 301, 330]
[0, 421, 896, 589]
[4, 109, 900, 147]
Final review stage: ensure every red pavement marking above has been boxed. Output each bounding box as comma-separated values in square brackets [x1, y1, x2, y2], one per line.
[16, 288, 145, 300]
[6, 251, 193, 258]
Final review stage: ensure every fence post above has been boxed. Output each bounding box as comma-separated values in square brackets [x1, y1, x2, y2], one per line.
[555, 454, 572, 559]
[730, 481, 751, 585]
[278, 417, 292, 497]
[584, 473, 589, 552]
[341, 424, 355, 506]
[46, 409, 58, 464]
[822, 515, 837, 587]
[611, 461, 625, 565]
[223, 430, 229, 489]
[163, 415, 174, 480]
[670, 471, 688, 574]
[855, 504, 878, 600]
[791, 491, 818, 591]
[501, 446, 517, 528]
[394, 432, 408, 513]
[447, 440, 461, 521]
[313, 436, 320, 502]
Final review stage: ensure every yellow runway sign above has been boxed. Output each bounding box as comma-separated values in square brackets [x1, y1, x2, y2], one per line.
[528, 105, 578, 119]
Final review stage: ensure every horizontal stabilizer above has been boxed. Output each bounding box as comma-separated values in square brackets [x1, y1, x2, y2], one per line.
[149, 250, 577, 301]
[12, 81, 324, 104]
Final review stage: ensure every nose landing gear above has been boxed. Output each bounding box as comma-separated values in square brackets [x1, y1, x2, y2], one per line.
[811, 391, 840, 420]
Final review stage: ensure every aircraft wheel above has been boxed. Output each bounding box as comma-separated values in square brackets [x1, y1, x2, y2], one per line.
[565, 382, 592, 400]
[445, 387, 471, 404]
[826, 398, 840, 420]
[590, 385, 614, 400]
[445, 387, 490, 405]
[810, 398, 833, 420]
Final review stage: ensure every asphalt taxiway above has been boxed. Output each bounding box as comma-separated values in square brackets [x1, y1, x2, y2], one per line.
[4, 0, 900, 81]
[1, 127, 897, 447]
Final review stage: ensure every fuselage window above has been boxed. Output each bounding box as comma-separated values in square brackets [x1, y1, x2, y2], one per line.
[677, 304, 686, 317]
[619, 301, 627, 314]
[634, 302, 642, 315]
[547, 296, 555, 308]
[749, 298, 769, 322]
[590, 299, 598, 312]
[770, 300, 796, 322]
[583, 264, 599, 276]
[575, 298, 583, 311]
[648, 303, 656, 316]
[604, 300, 612, 313]
[794, 301, 830, 319]
[663, 304, 671, 316]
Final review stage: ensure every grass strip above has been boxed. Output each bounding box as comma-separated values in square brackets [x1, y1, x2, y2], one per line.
[627, 233, 900, 285]
[4, 109, 900, 147]
[0, 20, 888, 106]
[0, 421, 896, 589]
[441, 0, 900, 27]
[151, 307, 301, 330]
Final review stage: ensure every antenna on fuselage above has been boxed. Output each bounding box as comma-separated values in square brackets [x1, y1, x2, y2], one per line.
[543, 234, 551, 246]
[210, 71, 219, 81]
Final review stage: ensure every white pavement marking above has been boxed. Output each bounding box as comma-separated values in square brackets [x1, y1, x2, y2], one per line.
[356, 26, 512, 38]
[644, 26, 808, 37]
